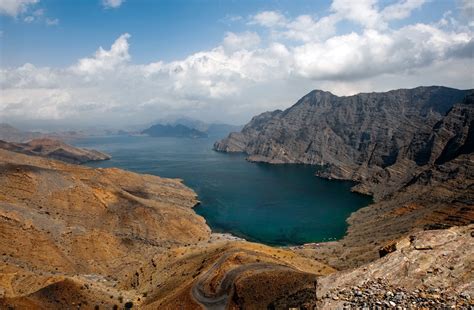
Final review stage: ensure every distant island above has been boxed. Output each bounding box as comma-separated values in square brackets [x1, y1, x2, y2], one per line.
[140, 117, 242, 138]
[141, 123, 208, 138]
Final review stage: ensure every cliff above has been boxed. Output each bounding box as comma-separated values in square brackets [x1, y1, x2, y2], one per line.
[216, 86, 474, 268]
[215, 86, 471, 198]
[0, 138, 111, 164]
[0, 86, 472, 308]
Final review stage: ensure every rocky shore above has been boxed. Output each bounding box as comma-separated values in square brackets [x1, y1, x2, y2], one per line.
[216, 86, 474, 269]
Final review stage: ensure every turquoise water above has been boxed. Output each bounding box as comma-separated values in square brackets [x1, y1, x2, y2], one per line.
[74, 135, 371, 246]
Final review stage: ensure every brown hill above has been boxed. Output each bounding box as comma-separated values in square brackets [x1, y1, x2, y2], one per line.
[0, 138, 111, 164]
[0, 149, 334, 309]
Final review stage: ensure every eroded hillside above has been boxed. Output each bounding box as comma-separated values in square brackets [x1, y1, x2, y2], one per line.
[0, 149, 333, 309]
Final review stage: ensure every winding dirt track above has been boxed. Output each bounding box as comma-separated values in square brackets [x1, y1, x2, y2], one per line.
[191, 249, 294, 309]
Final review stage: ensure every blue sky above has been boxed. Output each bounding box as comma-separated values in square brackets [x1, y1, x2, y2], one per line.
[0, 0, 473, 128]
[1, 0, 461, 66]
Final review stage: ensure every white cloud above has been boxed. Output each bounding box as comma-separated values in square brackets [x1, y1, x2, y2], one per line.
[23, 15, 34, 22]
[249, 11, 287, 27]
[102, 0, 124, 9]
[223, 31, 261, 51]
[1, 88, 72, 120]
[0, 0, 38, 17]
[0, 0, 472, 126]
[282, 14, 339, 42]
[72, 33, 131, 75]
[331, 0, 381, 29]
[381, 0, 426, 20]
[292, 24, 471, 80]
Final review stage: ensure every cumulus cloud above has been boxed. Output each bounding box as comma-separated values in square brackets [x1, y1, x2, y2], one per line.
[1, 0, 473, 127]
[102, 0, 124, 9]
[0, 0, 38, 16]
[381, 0, 426, 20]
[1, 1, 59, 26]
[72, 33, 131, 75]
[223, 32, 261, 51]
[249, 11, 287, 27]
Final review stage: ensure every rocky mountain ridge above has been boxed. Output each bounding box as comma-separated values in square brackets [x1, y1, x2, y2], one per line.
[0, 138, 111, 164]
[0, 123, 43, 143]
[0, 147, 471, 309]
[0, 86, 472, 308]
[215, 86, 471, 199]
[216, 86, 474, 268]
[142, 124, 208, 138]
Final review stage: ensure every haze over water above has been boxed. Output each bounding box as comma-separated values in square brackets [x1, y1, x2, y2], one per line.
[75, 135, 372, 246]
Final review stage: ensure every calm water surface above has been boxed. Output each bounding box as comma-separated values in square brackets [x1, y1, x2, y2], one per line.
[74, 135, 371, 246]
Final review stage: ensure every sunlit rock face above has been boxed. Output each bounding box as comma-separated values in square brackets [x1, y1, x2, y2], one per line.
[215, 86, 472, 199]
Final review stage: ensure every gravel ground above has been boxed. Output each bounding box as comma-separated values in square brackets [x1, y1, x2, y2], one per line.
[321, 279, 473, 309]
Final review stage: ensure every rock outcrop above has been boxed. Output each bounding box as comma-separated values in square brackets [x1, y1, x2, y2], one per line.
[217, 86, 474, 268]
[0, 138, 111, 164]
[316, 225, 473, 309]
[215, 86, 471, 198]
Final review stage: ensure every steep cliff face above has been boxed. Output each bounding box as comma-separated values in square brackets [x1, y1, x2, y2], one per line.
[216, 87, 474, 270]
[215, 86, 471, 199]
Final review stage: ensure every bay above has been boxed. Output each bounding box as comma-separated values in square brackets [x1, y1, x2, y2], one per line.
[74, 135, 372, 246]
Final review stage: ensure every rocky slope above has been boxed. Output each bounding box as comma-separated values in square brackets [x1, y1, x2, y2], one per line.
[0, 123, 43, 142]
[0, 149, 334, 309]
[215, 86, 471, 198]
[1, 86, 472, 309]
[0, 147, 472, 309]
[1, 142, 473, 309]
[316, 225, 473, 309]
[0, 138, 111, 164]
[216, 86, 474, 268]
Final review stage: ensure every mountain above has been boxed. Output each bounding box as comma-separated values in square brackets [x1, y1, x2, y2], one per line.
[215, 86, 470, 197]
[0, 138, 111, 164]
[142, 123, 208, 138]
[0, 144, 471, 309]
[0, 123, 43, 142]
[206, 122, 243, 137]
[148, 117, 243, 137]
[216, 86, 474, 267]
[0, 148, 334, 308]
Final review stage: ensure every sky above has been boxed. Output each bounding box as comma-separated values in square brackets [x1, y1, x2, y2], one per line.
[0, 0, 473, 129]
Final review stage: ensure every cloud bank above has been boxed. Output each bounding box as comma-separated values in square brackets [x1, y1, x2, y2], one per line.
[1, 0, 473, 127]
